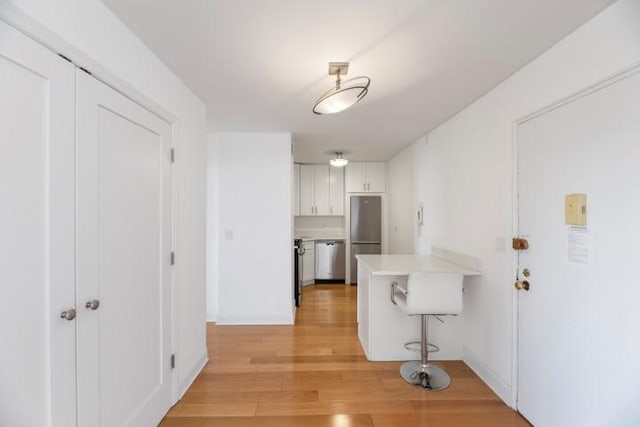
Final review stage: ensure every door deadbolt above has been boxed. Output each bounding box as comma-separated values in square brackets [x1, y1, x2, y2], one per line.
[522, 268, 530, 277]
[60, 308, 76, 321]
[85, 299, 100, 310]
[514, 280, 530, 291]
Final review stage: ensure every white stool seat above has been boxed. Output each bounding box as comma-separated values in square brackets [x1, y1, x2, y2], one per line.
[393, 272, 463, 315]
[391, 272, 464, 391]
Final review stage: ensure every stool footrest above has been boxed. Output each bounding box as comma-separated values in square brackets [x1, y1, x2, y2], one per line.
[404, 341, 440, 354]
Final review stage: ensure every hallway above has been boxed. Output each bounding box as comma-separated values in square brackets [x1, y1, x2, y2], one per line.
[160, 285, 528, 426]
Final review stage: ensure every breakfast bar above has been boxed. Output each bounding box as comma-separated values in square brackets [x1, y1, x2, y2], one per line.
[355, 253, 481, 361]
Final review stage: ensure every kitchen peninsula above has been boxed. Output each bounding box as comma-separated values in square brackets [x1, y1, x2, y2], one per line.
[356, 253, 482, 361]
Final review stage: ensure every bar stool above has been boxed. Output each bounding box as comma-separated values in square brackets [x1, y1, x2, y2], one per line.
[391, 272, 463, 391]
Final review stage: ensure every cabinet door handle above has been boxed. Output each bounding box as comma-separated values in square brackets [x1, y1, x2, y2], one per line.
[390, 282, 398, 305]
[363, 183, 366, 191]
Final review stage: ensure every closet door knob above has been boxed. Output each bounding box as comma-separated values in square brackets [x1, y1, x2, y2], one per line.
[60, 309, 76, 321]
[85, 299, 100, 310]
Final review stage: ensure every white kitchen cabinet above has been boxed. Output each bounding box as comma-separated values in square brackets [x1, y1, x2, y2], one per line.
[314, 165, 330, 215]
[293, 163, 300, 215]
[302, 240, 315, 284]
[0, 20, 173, 426]
[345, 162, 386, 193]
[299, 164, 315, 215]
[329, 166, 345, 215]
[299, 164, 343, 216]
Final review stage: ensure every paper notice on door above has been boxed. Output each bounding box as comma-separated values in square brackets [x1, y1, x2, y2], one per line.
[568, 226, 590, 264]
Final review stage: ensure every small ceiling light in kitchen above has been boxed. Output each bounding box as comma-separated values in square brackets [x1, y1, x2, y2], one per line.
[313, 62, 370, 115]
[330, 152, 349, 167]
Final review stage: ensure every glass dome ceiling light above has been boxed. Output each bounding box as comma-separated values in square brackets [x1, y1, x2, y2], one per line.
[330, 152, 349, 167]
[313, 62, 370, 115]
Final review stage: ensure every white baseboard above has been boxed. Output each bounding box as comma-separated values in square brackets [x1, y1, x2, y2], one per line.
[177, 351, 208, 401]
[206, 310, 218, 322]
[463, 346, 514, 408]
[216, 312, 294, 325]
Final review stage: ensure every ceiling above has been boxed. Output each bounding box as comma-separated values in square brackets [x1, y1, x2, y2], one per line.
[102, 0, 614, 163]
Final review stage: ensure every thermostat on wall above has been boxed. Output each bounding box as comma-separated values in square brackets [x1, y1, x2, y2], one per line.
[565, 193, 587, 226]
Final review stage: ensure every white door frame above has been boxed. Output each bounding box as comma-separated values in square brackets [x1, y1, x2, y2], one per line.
[0, 3, 182, 403]
[510, 61, 640, 410]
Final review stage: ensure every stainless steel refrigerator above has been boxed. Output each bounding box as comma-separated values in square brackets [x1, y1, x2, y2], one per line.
[350, 195, 381, 284]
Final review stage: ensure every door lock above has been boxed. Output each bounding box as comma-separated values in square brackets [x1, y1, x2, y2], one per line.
[514, 280, 530, 291]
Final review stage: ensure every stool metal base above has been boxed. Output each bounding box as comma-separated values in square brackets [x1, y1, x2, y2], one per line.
[399, 361, 451, 391]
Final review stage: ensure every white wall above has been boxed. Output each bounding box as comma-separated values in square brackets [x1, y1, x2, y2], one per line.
[208, 132, 294, 324]
[413, 0, 640, 404]
[5, 0, 208, 397]
[386, 143, 417, 254]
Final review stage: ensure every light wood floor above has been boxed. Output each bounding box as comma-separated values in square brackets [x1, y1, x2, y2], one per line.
[160, 285, 529, 426]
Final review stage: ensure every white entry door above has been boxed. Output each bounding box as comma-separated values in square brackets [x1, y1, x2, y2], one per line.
[516, 70, 640, 425]
[76, 70, 173, 427]
[0, 19, 76, 427]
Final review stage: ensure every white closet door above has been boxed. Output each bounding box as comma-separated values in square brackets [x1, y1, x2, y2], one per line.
[76, 71, 173, 427]
[0, 20, 76, 427]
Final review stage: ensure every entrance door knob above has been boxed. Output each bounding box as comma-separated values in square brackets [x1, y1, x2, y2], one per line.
[85, 299, 100, 310]
[514, 280, 530, 291]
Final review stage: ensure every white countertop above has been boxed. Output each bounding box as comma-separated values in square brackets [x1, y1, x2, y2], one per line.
[355, 254, 482, 276]
[296, 236, 345, 241]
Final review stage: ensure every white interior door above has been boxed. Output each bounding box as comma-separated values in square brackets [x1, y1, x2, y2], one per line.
[76, 70, 173, 427]
[516, 70, 640, 425]
[0, 20, 76, 427]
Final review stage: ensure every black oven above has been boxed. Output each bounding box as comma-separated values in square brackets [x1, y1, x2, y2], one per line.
[293, 239, 304, 307]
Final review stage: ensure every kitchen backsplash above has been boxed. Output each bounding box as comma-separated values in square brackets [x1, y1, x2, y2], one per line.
[295, 216, 345, 238]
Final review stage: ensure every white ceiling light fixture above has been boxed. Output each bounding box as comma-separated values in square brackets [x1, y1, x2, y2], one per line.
[329, 152, 349, 167]
[313, 62, 370, 115]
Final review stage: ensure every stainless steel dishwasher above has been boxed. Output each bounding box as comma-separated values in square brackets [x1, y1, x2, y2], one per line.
[315, 240, 346, 283]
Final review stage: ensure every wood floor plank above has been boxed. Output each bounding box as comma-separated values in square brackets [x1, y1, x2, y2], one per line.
[255, 400, 415, 416]
[372, 412, 530, 427]
[161, 284, 527, 426]
[161, 414, 374, 427]
[164, 403, 257, 418]
[181, 390, 318, 404]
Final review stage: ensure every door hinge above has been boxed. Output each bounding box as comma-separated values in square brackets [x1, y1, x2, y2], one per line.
[170, 148, 175, 163]
[170, 354, 176, 369]
[512, 238, 529, 251]
[170, 252, 175, 265]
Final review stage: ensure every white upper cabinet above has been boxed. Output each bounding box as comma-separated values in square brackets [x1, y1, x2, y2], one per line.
[329, 166, 344, 215]
[314, 165, 330, 215]
[298, 164, 344, 216]
[293, 163, 300, 216]
[345, 162, 386, 193]
[299, 164, 316, 215]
